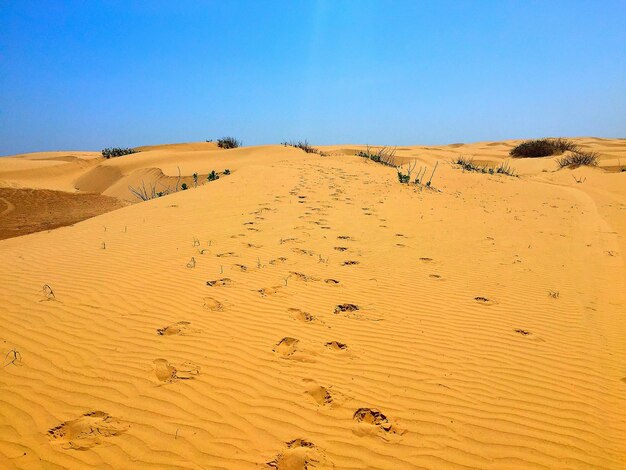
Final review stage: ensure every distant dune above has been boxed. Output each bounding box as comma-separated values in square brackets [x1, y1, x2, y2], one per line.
[0, 138, 625, 468]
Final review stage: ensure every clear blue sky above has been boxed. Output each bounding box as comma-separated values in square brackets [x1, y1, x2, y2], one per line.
[1, 1, 625, 155]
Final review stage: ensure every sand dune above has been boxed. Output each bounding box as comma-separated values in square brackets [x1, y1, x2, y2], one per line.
[0, 138, 625, 468]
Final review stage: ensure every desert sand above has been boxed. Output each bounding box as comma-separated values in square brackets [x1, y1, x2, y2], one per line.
[0, 138, 625, 469]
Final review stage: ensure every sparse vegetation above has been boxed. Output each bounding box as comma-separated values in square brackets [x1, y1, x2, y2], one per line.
[557, 150, 599, 169]
[396, 161, 415, 184]
[357, 146, 396, 166]
[454, 156, 516, 176]
[282, 140, 327, 156]
[102, 147, 138, 158]
[217, 137, 241, 149]
[128, 180, 174, 201]
[509, 138, 577, 158]
[128, 166, 228, 201]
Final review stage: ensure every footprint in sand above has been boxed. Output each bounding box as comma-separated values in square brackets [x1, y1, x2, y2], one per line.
[153, 358, 200, 382]
[302, 379, 344, 408]
[47, 411, 128, 450]
[266, 439, 332, 469]
[292, 248, 315, 256]
[216, 252, 238, 257]
[334, 246, 348, 251]
[419, 257, 434, 263]
[203, 297, 224, 311]
[288, 308, 316, 323]
[156, 321, 196, 336]
[512, 328, 544, 342]
[289, 271, 319, 282]
[258, 286, 282, 297]
[352, 408, 403, 438]
[233, 264, 248, 272]
[273, 338, 316, 362]
[273, 337, 300, 357]
[206, 278, 233, 287]
[334, 303, 359, 314]
[342, 260, 360, 266]
[324, 278, 340, 286]
[474, 296, 496, 305]
[324, 341, 348, 351]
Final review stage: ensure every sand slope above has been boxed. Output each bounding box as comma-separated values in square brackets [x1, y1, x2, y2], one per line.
[0, 139, 625, 468]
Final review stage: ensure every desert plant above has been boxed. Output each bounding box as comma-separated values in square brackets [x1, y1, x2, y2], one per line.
[496, 160, 516, 176]
[557, 150, 599, 168]
[181, 183, 188, 190]
[425, 161, 439, 187]
[207, 170, 219, 181]
[282, 140, 327, 156]
[224, 169, 231, 175]
[455, 156, 486, 173]
[509, 138, 577, 158]
[357, 146, 396, 166]
[102, 147, 138, 158]
[396, 161, 416, 184]
[217, 137, 241, 149]
[128, 180, 173, 201]
[193, 173, 198, 187]
[397, 171, 410, 184]
[454, 156, 516, 176]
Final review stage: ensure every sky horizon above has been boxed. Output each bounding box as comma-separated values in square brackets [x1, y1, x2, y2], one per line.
[1, 0, 625, 156]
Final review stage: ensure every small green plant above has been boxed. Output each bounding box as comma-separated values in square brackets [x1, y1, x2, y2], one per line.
[207, 170, 219, 181]
[193, 173, 198, 187]
[509, 138, 577, 158]
[102, 147, 138, 158]
[557, 150, 599, 168]
[217, 137, 241, 149]
[224, 169, 231, 175]
[396, 161, 415, 184]
[397, 171, 410, 183]
[181, 183, 188, 190]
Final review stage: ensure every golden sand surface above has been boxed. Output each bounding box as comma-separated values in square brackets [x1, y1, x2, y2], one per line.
[0, 138, 625, 468]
